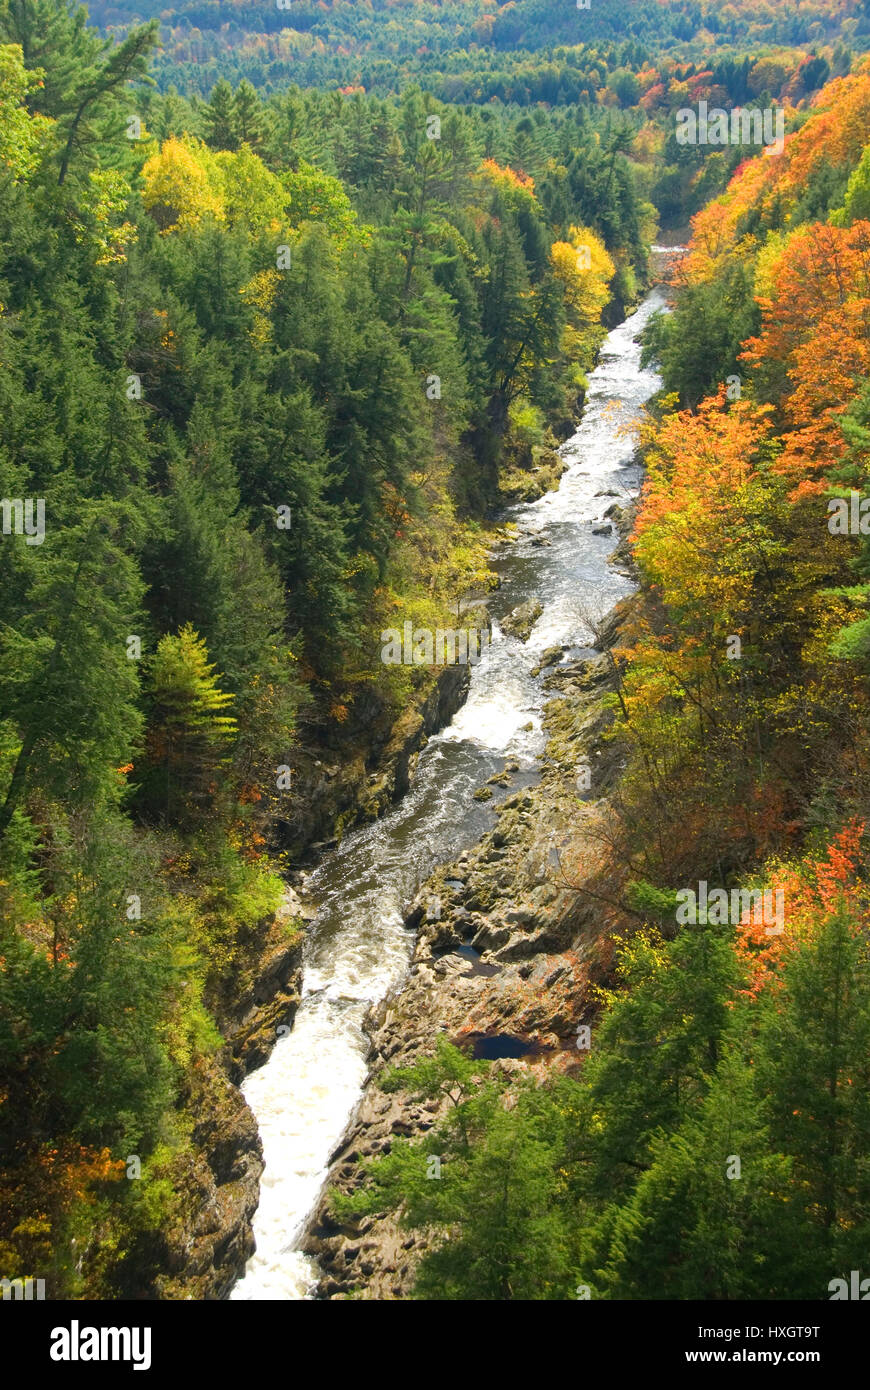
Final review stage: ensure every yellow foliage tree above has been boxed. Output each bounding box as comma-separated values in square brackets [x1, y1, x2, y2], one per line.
[239, 267, 282, 347]
[141, 136, 224, 233]
[213, 143, 288, 236]
[550, 226, 615, 373]
[475, 157, 538, 214]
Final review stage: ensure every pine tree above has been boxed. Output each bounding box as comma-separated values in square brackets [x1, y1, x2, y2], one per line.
[336, 1044, 573, 1299]
[46, 815, 175, 1152]
[575, 924, 743, 1203]
[0, 504, 146, 837]
[1, 0, 157, 186]
[232, 79, 265, 151]
[756, 908, 870, 1283]
[202, 77, 237, 151]
[595, 1044, 808, 1299]
[142, 625, 236, 826]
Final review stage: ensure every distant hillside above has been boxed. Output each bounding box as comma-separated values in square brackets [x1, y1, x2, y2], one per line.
[85, 0, 870, 95]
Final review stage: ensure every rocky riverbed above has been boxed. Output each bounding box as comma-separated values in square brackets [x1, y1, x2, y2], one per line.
[301, 592, 637, 1298]
[159, 653, 483, 1300]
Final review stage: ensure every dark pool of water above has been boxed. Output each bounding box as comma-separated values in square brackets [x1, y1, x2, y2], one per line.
[472, 1034, 536, 1060]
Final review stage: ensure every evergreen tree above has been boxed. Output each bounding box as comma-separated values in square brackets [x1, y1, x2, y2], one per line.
[756, 909, 870, 1283]
[202, 77, 237, 151]
[46, 816, 176, 1152]
[336, 1042, 573, 1300]
[0, 504, 146, 836]
[232, 78, 265, 150]
[1, 0, 157, 185]
[575, 924, 743, 1203]
[594, 1044, 808, 1299]
[141, 625, 236, 826]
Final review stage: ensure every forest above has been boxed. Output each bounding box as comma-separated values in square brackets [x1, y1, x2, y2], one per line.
[85, 0, 870, 96]
[0, 0, 868, 1308]
[340, 48, 870, 1301]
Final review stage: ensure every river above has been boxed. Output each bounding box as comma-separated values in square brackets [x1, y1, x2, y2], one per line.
[229, 281, 670, 1301]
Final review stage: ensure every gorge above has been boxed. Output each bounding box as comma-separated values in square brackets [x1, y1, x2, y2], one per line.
[230, 283, 670, 1300]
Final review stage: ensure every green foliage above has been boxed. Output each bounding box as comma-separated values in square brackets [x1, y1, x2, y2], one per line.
[0, 41, 52, 181]
[337, 1041, 572, 1299]
[508, 399, 547, 449]
[642, 260, 760, 408]
[379, 1034, 487, 1111]
[0, 0, 158, 186]
[140, 624, 236, 826]
[755, 908, 870, 1275]
[623, 878, 680, 922]
[348, 905, 870, 1300]
[833, 141, 870, 223]
[593, 1044, 804, 1299]
[0, 0, 659, 1299]
[80, 0, 859, 101]
[828, 378, 870, 662]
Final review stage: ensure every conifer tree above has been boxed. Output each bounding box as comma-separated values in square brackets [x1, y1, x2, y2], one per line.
[575, 924, 743, 1202]
[756, 908, 870, 1282]
[0, 506, 146, 836]
[1, 0, 157, 185]
[202, 77, 237, 151]
[594, 1045, 807, 1299]
[142, 625, 236, 826]
[232, 79, 265, 151]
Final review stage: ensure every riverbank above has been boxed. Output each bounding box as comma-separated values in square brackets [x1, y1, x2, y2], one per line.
[300, 573, 638, 1297]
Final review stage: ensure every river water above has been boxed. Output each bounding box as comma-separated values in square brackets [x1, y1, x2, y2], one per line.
[229, 283, 669, 1301]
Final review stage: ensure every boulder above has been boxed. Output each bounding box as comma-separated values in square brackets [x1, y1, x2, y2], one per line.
[501, 599, 544, 641]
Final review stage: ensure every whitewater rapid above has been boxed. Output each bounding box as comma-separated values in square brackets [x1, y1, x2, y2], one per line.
[230, 286, 668, 1299]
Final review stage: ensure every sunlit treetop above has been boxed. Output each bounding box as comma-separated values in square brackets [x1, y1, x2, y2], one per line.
[0, 44, 53, 183]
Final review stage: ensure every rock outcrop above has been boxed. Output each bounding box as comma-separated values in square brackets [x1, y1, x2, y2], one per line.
[273, 662, 474, 861]
[156, 1056, 264, 1301]
[500, 599, 544, 642]
[152, 890, 308, 1300]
